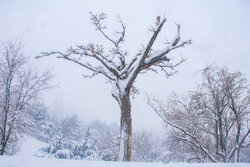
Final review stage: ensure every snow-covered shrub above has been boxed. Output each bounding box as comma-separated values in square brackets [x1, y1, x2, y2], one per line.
[88, 121, 119, 161]
[55, 149, 73, 159]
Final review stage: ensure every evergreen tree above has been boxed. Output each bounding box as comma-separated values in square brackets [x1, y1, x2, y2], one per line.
[61, 115, 83, 142]
[88, 120, 120, 161]
[42, 128, 63, 155]
[26, 104, 56, 141]
[81, 128, 100, 160]
[40, 126, 73, 159]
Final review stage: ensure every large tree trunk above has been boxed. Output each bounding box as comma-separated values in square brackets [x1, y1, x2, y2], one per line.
[118, 94, 132, 161]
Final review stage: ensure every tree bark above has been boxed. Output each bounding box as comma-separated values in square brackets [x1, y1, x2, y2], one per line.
[118, 94, 132, 161]
[235, 115, 241, 162]
[0, 109, 8, 155]
[218, 116, 225, 153]
[0, 140, 7, 155]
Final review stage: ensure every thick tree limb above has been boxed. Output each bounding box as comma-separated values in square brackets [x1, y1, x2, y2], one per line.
[38, 51, 116, 81]
[227, 129, 250, 162]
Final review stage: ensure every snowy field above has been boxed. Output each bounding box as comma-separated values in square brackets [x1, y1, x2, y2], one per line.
[0, 156, 166, 167]
[0, 137, 249, 167]
[0, 156, 249, 167]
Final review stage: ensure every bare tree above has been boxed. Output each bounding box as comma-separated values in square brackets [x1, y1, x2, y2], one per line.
[132, 130, 163, 162]
[37, 13, 191, 161]
[0, 41, 52, 155]
[148, 65, 250, 162]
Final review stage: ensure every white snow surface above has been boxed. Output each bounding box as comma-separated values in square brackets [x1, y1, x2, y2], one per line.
[0, 156, 249, 167]
[17, 136, 47, 157]
[0, 137, 249, 167]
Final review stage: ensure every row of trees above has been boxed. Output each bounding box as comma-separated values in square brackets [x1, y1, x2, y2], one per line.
[1, 78, 166, 162]
[148, 65, 250, 162]
[35, 112, 165, 162]
[37, 116, 116, 160]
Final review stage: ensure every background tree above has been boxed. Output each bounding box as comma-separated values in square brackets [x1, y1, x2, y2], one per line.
[39, 119, 119, 161]
[27, 103, 57, 142]
[132, 130, 163, 162]
[80, 128, 100, 160]
[37, 13, 191, 161]
[60, 115, 84, 142]
[148, 65, 250, 162]
[88, 120, 120, 161]
[0, 41, 52, 155]
[41, 127, 63, 156]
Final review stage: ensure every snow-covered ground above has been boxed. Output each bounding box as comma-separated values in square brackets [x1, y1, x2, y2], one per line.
[17, 137, 47, 157]
[0, 156, 167, 167]
[0, 137, 249, 167]
[0, 156, 249, 167]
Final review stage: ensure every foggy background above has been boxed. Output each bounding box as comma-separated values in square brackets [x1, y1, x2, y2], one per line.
[0, 0, 249, 133]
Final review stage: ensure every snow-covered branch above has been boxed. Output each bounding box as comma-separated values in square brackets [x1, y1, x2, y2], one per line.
[38, 51, 116, 81]
[147, 96, 217, 162]
[125, 17, 191, 89]
[90, 12, 126, 48]
[147, 65, 250, 163]
[143, 24, 191, 69]
[90, 12, 127, 69]
[227, 129, 250, 162]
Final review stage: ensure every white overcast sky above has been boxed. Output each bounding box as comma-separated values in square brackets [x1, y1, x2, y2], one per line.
[0, 0, 249, 133]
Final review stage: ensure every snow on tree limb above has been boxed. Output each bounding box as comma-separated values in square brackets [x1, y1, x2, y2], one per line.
[38, 51, 116, 80]
[37, 14, 191, 86]
[148, 65, 250, 163]
[147, 96, 217, 162]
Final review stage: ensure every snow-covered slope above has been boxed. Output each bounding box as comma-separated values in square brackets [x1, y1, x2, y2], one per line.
[17, 136, 47, 157]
